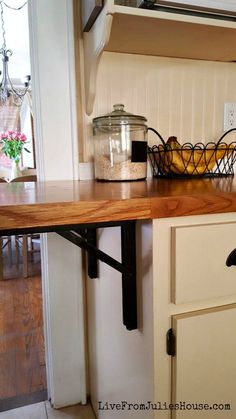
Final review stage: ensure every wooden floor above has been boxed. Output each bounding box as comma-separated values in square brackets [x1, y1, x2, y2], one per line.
[0, 239, 47, 411]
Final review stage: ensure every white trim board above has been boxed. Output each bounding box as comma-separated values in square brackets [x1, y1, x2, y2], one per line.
[28, 0, 86, 407]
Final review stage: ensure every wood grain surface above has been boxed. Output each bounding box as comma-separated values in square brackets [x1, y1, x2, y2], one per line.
[0, 178, 236, 232]
[0, 275, 46, 400]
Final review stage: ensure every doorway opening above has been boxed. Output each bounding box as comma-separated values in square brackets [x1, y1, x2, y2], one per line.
[0, 0, 47, 411]
[0, 236, 47, 412]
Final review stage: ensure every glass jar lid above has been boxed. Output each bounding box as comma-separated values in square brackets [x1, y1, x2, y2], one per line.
[93, 104, 147, 127]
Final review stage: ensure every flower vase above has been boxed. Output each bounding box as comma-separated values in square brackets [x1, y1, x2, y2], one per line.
[10, 160, 22, 181]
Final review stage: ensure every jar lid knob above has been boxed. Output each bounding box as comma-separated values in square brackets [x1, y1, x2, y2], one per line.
[113, 104, 124, 111]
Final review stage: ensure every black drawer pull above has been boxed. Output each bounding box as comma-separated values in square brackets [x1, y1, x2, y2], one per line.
[226, 249, 236, 267]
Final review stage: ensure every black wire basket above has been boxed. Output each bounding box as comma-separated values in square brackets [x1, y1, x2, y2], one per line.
[148, 128, 236, 178]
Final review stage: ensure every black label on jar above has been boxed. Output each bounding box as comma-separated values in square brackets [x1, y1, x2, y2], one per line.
[131, 141, 148, 163]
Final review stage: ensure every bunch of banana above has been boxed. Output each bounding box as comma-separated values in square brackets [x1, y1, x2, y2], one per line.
[157, 136, 235, 176]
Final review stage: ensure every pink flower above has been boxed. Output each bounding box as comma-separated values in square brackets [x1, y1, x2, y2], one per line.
[0, 130, 27, 142]
[19, 134, 27, 142]
[0, 130, 29, 161]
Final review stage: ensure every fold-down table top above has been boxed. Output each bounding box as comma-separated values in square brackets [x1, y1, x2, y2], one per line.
[0, 177, 236, 233]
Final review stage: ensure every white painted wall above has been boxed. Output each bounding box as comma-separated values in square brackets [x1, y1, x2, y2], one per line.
[84, 52, 236, 162]
[28, 0, 86, 408]
[29, 0, 79, 182]
[87, 223, 154, 419]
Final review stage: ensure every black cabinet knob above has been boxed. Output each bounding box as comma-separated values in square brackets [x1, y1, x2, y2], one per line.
[226, 249, 236, 267]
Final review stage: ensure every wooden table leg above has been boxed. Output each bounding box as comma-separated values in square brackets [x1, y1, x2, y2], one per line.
[22, 235, 28, 278]
[0, 237, 3, 281]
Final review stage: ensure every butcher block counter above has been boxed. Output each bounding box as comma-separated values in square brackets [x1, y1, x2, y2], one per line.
[0, 176, 236, 232]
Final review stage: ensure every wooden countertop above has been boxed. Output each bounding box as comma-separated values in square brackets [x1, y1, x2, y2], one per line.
[0, 177, 236, 232]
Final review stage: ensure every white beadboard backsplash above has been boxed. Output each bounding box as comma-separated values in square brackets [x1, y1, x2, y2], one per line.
[84, 52, 236, 161]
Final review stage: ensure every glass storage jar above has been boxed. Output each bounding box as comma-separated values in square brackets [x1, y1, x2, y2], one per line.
[93, 104, 148, 181]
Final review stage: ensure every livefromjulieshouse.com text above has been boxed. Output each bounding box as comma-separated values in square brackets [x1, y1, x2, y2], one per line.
[98, 401, 231, 412]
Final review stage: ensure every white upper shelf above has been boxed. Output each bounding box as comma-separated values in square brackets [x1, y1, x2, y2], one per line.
[83, 3, 236, 115]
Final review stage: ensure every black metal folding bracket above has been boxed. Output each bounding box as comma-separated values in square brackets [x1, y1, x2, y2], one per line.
[85, 228, 98, 279]
[0, 220, 138, 331]
[58, 220, 137, 331]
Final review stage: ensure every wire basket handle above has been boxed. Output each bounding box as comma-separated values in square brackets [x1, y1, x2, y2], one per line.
[148, 127, 166, 148]
[148, 126, 236, 149]
[216, 128, 236, 146]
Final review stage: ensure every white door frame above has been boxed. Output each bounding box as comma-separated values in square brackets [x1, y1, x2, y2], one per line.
[28, 0, 86, 407]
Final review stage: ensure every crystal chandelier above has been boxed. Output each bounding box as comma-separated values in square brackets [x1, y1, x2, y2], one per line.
[0, 0, 30, 106]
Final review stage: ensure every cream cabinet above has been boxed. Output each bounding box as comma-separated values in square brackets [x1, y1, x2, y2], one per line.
[87, 213, 236, 418]
[154, 212, 236, 419]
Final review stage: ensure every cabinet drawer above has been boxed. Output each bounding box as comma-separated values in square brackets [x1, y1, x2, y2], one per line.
[171, 222, 236, 304]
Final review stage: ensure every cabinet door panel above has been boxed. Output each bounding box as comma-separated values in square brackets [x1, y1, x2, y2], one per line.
[172, 304, 236, 418]
[172, 223, 236, 304]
